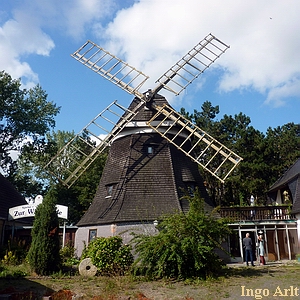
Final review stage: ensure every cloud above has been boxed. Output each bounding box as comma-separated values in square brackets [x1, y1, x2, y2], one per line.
[265, 79, 300, 107]
[100, 0, 300, 107]
[0, 0, 115, 87]
[1, 0, 299, 108]
[58, 0, 115, 40]
[0, 8, 54, 88]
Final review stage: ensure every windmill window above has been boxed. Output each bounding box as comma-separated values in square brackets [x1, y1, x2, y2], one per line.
[147, 146, 153, 154]
[106, 185, 114, 198]
[186, 183, 195, 197]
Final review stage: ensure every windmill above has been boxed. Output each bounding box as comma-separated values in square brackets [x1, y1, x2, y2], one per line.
[45, 34, 242, 254]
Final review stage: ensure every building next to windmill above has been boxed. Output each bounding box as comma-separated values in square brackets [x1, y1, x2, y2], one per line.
[0, 173, 30, 245]
[219, 157, 300, 263]
[75, 94, 216, 257]
[0, 175, 75, 248]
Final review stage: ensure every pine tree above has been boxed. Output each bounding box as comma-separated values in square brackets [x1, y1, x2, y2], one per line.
[27, 190, 61, 275]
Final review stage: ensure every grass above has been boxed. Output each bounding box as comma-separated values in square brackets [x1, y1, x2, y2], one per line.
[0, 262, 300, 299]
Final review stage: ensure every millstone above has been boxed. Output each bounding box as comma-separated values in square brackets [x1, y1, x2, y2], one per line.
[78, 258, 97, 277]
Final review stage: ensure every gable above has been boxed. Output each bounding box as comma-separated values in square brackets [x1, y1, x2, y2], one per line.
[289, 176, 300, 213]
[269, 158, 300, 192]
[268, 158, 300, 214]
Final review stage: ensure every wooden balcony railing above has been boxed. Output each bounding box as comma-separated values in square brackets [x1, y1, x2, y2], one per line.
[219, 205, 295, 222]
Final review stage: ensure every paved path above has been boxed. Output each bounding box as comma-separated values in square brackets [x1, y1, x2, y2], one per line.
[227, 259, 298, 268]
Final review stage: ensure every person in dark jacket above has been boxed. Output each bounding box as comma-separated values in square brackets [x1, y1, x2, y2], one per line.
[243, 233, 254, 266]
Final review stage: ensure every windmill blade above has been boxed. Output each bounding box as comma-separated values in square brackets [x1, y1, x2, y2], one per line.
[71, 40, 149, 100]
[152, 33, 229, 96]
[45, 100, 144, 188]
[147, 104, 242, 183]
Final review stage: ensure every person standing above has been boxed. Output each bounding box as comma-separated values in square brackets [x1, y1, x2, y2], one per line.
[257, 235, 266, 265]
[243, 233, 254, 266]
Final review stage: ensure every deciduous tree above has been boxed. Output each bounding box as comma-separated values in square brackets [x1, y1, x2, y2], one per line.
[132, 189, 231, 279]
[0, 71, 60, 179]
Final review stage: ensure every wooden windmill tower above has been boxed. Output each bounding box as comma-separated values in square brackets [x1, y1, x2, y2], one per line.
[46, 34, 242, 255]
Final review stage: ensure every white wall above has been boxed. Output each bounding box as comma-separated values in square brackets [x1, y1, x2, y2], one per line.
[74, 224, 111, 257]
[74, 222, 158, 257]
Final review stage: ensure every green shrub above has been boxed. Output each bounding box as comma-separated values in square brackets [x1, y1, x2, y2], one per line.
[60, 244, 80, 266]
[81, 236, 133, 276]
[1, 239, 29, 265]
[132, 189, 231, 279]
[0, 263, 29, 278]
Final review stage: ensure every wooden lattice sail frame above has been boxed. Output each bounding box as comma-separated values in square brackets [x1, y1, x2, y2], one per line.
[45, 33, 242, 187]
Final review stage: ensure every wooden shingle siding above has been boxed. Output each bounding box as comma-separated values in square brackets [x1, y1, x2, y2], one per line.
[77, 94, 214, 227]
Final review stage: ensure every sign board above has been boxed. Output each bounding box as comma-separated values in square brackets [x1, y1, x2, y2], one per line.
[8, 204, 68, 221]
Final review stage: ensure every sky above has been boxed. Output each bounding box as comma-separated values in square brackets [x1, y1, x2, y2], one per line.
[0, 0, 299, 136]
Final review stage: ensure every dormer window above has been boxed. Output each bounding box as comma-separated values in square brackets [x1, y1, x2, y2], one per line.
[186, 182, 195, 197]
[147, 146, 153, 154]
[106, 184, 114, 198]
[145, 142, 159, 155]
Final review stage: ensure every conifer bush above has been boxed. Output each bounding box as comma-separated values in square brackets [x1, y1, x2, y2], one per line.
[27, 190, 61, 275]
[132, 189, 231, 279]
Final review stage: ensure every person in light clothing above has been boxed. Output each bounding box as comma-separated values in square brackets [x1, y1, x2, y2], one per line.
[257, 234, 266, 265]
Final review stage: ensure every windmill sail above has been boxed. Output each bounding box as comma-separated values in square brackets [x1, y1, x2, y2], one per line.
[72, 34, 229, 102]
[152, 33, 230, 96]
[45, 100, 144, 187]
[147, 103, 242, 183]
[47, 33, 241, 188]
[71, 41, 148, 100]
